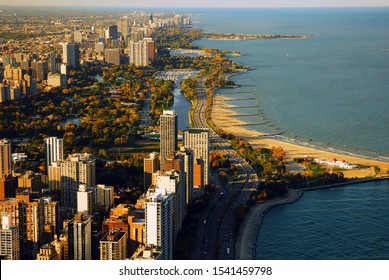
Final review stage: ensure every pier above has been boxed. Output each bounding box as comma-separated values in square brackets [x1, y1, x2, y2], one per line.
[234, 122, 268, 126]
[219, 91, 251, 95]
[218, 97, 257, 101]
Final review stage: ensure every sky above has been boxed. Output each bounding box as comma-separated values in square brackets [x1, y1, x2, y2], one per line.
[2, 0, 389, 8]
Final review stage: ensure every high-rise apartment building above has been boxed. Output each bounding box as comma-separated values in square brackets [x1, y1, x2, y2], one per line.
[49, 51, 57, 73]
[44, 137, 63, 173]
[60, 153, 96, 208]
[77, 184, 96, 215]
[47, 73, 67, 87]
[128, 211, 145, 256]
[142, 37, 155, 62]
[145, 188, 173, 260]
[159, 110, 178, 169]
[143, 152, 159, 192]
[0, 215, 20, 260]
[94, 42, 105, 54]
[48, 161, 61, 191]
[17, 171, 41, 196]
[23, 196, 44, 259]
[73, 31, 83, 43]
[117, 19, 130, 37]
[0, 198, 26, 241]
[72, 212, 92, 260]
[96, 184, 114, 212]
[128, 41, 150, 66]
[31, 60, 48, 81]
[99, 230, 127, 260]
[36, 244, 57, 260]
[178, 147, 194, 204]
[107, 25, 118, 40]
[105, 48, 121, 65]
[183, 128, 210, 187]
[0, 139, 14, 201]
[155, 169, 185, 237]
[62, 43, 80, 69]
[42, 197, 59, 237]
[4, 65, 23, 80]
[0, 139, 12, 178]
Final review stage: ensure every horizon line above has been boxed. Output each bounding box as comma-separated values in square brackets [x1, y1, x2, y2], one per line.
[1, 4, 389, 8]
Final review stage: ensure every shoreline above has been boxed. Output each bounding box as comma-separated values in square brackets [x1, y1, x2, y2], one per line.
[235, 188, 302, 260]
[212, 89, 389, 178]
[235, 177, 389, 260]
[213, 73, 389, 260]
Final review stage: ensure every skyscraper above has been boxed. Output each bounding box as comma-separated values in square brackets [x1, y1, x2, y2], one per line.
[31, 60, 48, 81]
[77, 184, 96, 215]
[72, 213, 92, 260]
[159, 110, 178, 169]
[142, 37, 155, 62]
[105, 48, 121, 65]
[0, 215, 20, 260]
[128, 40, 149, 66]
[0, 139, 12, 178]
[96, 184, 114, 212]
[73, 31, 83, 43]
[145, 188, 173, 260]
[36, 244, 57, 260]
[179, 147, 194, 204]
[107, 25, 118, 40]
[143, 152, 159, 192]
[42, 197, 59, 237]
[62, 43, 80, 69]
[99, 230, 128, 260]
[60, 154, 96, 208]
[117, 19, 129, 37]
[165, 148, 194, 204]
[44, 137, 63, 173]
[48, 161, 61, 191]
[24, 196, 44, 259]
[0, 141, 16, 205]
[155, 169, 186, 237]
[49, 51, 57, 73]
[183, 128, 210, 187]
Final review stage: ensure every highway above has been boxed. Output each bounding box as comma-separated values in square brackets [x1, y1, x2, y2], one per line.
[190, 77, 259, 260]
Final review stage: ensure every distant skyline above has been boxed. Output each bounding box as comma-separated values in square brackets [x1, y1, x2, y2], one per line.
[3, 0, 389, 8]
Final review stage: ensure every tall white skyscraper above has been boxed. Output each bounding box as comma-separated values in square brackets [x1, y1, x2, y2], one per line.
[156, 170, 185, 237]
[183, 128, 210, 186]
[77, 185, 97, 215]
[159, 110, 178, 169]
[145, 188, 173, 260]
[45, 137, 63, 173]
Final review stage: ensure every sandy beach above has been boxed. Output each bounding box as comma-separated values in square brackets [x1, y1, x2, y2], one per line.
[212, 95, 389, 178]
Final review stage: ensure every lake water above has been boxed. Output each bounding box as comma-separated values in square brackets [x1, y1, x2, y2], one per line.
[193, 7, 389, 161]
[190, 7, 389, 260]
[256, 180, 389, 260]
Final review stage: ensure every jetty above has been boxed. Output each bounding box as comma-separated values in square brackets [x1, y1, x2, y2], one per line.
[205, 33, 312, 40]
[218, 97, 256, 101]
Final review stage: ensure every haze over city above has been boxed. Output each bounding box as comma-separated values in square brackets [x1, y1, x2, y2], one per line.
[1, 0, 389, 269]
[3, 0, 389, 8]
